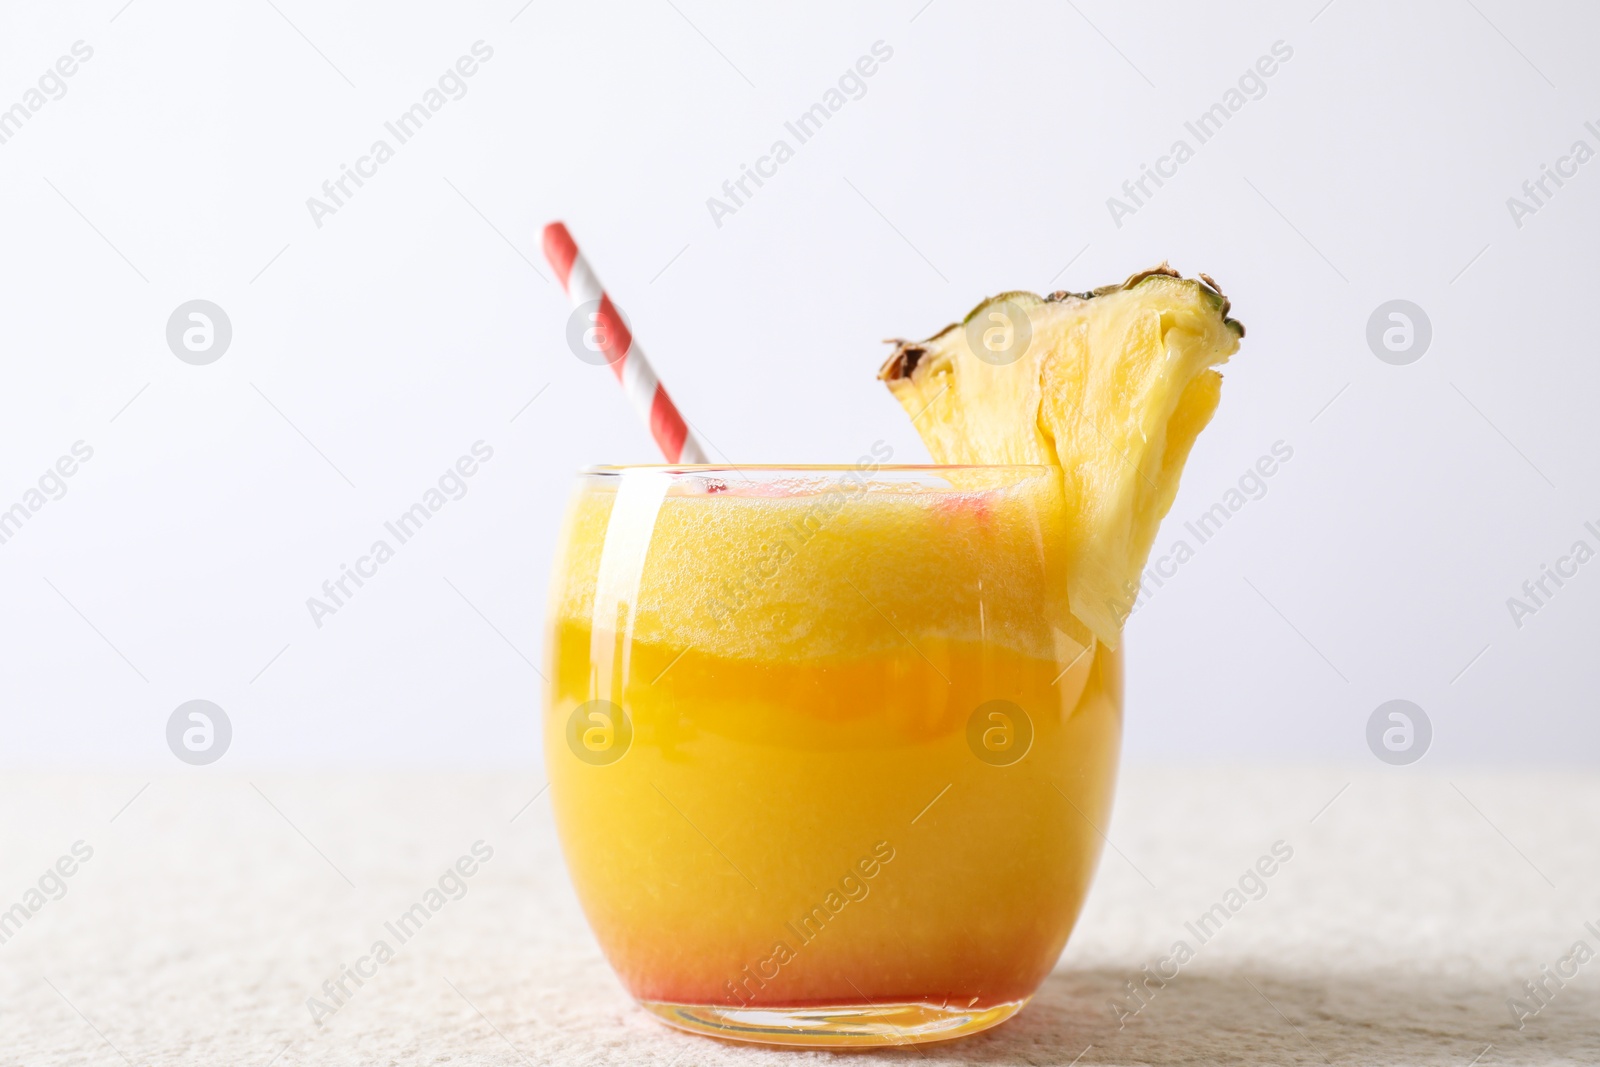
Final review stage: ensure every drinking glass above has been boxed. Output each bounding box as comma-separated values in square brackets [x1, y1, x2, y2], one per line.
[544, 464, 1121, 1047]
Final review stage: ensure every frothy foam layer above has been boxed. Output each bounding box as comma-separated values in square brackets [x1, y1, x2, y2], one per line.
[554, 470, 1085, 664]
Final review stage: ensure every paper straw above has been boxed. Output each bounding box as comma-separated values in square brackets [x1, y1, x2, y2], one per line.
[542, 222, 708, 464]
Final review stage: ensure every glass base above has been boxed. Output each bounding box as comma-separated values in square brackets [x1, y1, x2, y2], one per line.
[638, 997, 1028, 1048]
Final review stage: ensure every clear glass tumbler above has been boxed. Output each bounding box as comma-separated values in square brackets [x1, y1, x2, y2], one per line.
[544, 464, 1121, 1047]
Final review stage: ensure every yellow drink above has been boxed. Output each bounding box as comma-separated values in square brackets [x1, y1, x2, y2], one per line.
[545, 465, 1121, 1045]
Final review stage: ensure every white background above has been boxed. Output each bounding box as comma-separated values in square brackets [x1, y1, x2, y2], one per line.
[1, 0, 1596, 769]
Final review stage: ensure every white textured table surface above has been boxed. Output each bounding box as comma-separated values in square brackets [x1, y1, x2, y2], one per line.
[1, 768, 1595, 1066]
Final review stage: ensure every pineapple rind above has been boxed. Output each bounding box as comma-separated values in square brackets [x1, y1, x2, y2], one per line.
[880, 267, 1243, 649]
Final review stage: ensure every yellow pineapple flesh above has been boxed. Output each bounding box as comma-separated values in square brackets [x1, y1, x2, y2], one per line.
[879, 266, 1243, 647]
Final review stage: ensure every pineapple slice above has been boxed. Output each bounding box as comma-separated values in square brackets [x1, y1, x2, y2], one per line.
[879, 265, 1243, 647]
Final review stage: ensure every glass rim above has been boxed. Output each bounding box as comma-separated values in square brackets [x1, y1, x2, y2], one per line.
[579, 463, 1056, 475]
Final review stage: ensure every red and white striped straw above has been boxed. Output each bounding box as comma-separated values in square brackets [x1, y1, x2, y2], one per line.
[542, 222, 707, 464]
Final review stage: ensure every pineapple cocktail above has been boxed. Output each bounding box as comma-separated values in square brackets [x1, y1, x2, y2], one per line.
[547, 464, 1120, 1045]
[545, 266, 1243, 1046]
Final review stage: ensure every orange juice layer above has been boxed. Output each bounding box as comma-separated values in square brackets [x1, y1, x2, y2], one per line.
[546, 472, 1122, 1008]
